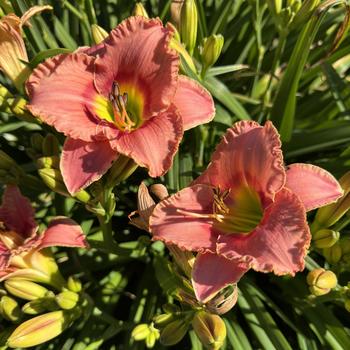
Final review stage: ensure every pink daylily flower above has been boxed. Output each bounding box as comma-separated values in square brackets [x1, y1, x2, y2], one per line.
[26, 16, 215, 194]
[150, 121, 343, 303]
[0, 185, 87, 284]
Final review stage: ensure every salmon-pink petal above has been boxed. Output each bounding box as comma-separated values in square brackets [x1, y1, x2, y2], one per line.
[217, 189, 311, 276]
[0, 243, 11, 269]
[194, 121, 285, 201]
[26, 53, 115, 142]
[285, 163, 343, 211]
[192, 253, 248, 303]
[61, 138, 118, 195]
[95, 16, 179, 118]
[111, 106, 183, 177]
[0, 185, 36, 237]
[173, 76, 215, 131]
[150, 185, 218, 252]
[38, 217, 87, 249]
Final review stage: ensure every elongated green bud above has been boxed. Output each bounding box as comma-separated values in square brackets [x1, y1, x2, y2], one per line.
[55, 291, 79, 310]
[153, 313, 175, 328]
[91, 24, 108, 44]
[132, 324, 151, 341]
[307, 268, 337, 296]
[314, 171, 350, 229]
[22, 300, 49, 315]
[201, 34, 224, 76]
[313, 229, 340, 249]
[30, 133, 44, 153]
[7, 310, 69, 348]
[37, 156, 60, 169]
[42, 134, 60, 156]
[5, 280, 49, 301]
[323, 243, 342, 264]
[180, 0, 198, 55]
[192, 311, 226, 350]
[133, 3, 149, 17]
[345, 299, 350, 312]
[160, 319, 188, 346]
[0, 295, 21, 322]
[38, 168, 69, 196]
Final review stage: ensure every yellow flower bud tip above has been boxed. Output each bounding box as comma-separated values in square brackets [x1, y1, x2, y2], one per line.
[192, 311, 226, 350]
[55, 291, 79, 310]
[307, 268, 337, 296]
[132, 323, 151, 341]
[313, 229, 340, 249]
[323, 243, 342, 264]
[5, 279, 49, 301]
[201, 34, 224, 72]
[0, 295, 21, 322]
[67, 276, 82, 293]
[133, 3, 149, 18]
[7, 310, 68, 348]
[180, 0, 198, 55]
[36, 156, 60, 169]
[91, 24, 109, 44]
[160, 319, 189, 346]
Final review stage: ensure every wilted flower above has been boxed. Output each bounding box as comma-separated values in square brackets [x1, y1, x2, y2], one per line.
[150, 121, 343, 302]
[26, 16, 215, 194]
[0, 6, 52, 90]
[0, 185, 87, 287]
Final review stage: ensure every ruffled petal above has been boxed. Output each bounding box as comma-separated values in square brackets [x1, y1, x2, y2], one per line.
[285, 163, 343, 211]
[150, 184, 218, 252]
[173, 76, 215, 131]
[111, 106, 183, 177]
[194, 121, 285, 201]
[61, 138, 118, 194]
[38, 217, 88, 249]
[94, 16, 179, 118]
[192, 252, 248, 303]
[26, 53, 117, 142]
[0, 185, 36, 237]
[217, 189, 311, 276]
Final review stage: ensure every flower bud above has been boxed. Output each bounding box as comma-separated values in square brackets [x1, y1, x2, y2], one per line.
[132, 323, 151, 341]
[146, 325, 160, 348]
[160, 319, 189, 346]
[180, 0, 198, 55]
[307, 268, 337, 296]
[133, 3, 149, 18]
[42, 134, 60, 156]
[0, 295, 21, 322]
[323, 243, 342, 264]
[192, 311, 227, 350]
[344, 299, 350, 312]
[313, 229, 340, 249]
[55, 291, 79, 310]
[206, 285, 238, 315]
[91, 24, 108, 44]
[22, 299, 49, 315]
[201, 34, 224, 74]
[30, 133, 44, 153]
[5, 280, 49, 301]
[7, 310, 69, 348]
[314, 171, 350, 229]
[38, 168, 68, 196]
[168, 245, 194, 278]
[37, 156, 60, 169]
[153, 313, 175, 328]
[171, 0, 184, 28]
[67, 276, 82, 293]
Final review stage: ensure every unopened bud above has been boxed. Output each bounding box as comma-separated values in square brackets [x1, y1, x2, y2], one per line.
[5, 279, 49, 301]
[30, 133, 44, 153]
[344, 299, 350, 312]
[56, 291, 79, 310]
[160, 319, 188, 346]
[67, 276, 82, 293]
[22, 299, 49, 315]
[168, 245, 194, 278]
[192, 311, 226, 349]
[0, 296, 21, 322]
[307, 268, 337, 296]
[313, 229, 340, 249]
[206, 285, 238, 315]
[153, 313, 175, 328]
[38, 168, 68, 196]
[42, 134, 60, 156]
[91, 24, 108, 44]
[314, 171, 349, 230]
[146, 324, 160, 348]
[37, 156, 60, 169]
[323, 243, 342, 264]
[7, 310, 69, 348]
[201, 34, 224, 74]
[132, 323, 151, 341]
[133, 3, 149, 17]
[180, 0, 198, 55]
